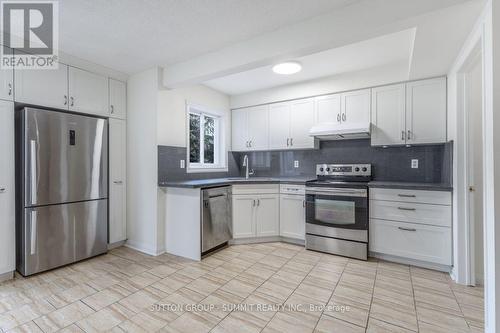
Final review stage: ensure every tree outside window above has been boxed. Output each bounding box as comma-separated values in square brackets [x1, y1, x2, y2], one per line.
[188, 105, 223, 170]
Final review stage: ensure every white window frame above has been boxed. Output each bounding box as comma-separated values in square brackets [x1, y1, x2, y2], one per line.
[186, 103, 227, 173]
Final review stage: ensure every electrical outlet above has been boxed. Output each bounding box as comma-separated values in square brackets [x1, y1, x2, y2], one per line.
[294, 160, 299, 168]
[411, 159, 418, 169]
[180, 159, 185, 169]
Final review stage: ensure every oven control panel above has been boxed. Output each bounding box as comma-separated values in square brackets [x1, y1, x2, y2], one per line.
[316, 164, 372, 176]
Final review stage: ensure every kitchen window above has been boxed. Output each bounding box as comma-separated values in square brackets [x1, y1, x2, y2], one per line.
[187, 104, 226, 172]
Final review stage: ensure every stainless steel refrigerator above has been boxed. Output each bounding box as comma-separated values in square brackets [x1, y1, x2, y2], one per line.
[16, 107, 108, 276]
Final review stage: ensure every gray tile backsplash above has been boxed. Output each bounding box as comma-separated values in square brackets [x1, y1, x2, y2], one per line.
[158, 139, 452, 184]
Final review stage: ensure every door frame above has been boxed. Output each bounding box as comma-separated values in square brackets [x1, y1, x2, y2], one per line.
[458, 46, 483, 286]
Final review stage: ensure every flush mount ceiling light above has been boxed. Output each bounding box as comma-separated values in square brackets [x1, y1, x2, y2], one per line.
[272, 61, 302, 75]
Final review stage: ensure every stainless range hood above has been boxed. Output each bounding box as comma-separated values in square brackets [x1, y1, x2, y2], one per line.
[309, 122, 371, 140]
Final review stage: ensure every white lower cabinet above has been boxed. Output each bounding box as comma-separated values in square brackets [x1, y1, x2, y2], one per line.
[232, 185, 279, 239]
[0, 101, 15, 276]
[109, 119, 127, 244]
[232, 196, 256, 238]
[369, 188, 452, 268]
[370, 219, 451, 265]
[279, 184, 305, 240]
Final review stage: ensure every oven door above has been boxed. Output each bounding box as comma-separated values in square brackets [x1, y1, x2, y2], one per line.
[305, 187, 368, 230]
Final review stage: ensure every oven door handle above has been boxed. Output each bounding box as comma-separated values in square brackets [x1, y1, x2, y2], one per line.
[306, 188, 367, 197]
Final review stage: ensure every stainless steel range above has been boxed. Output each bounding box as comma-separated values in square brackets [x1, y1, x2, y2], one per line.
[305, 164, 371, 260]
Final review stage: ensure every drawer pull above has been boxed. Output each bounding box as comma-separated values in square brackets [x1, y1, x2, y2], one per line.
[398, 207, 416, 211]
[398, 227, 417, 232]
[398, 194, 416, 198]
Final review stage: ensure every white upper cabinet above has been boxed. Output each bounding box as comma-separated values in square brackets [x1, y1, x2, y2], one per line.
[0, 48, 13, 102]
[15, 63, 69, 109]
[231, 105, 269, 151]
[341, 89, 371, 124]
[371, 84, 406, 146]
[68, 67, 109, 116]
[231, 108, 248, 151]
[109, 118, 127, 244]
[109, 79, 127, 119]
[269, 102, 290, 149]
[0, 101, 15, 276]
[406, 77, 447, 144]
[247, 105, 269, 151]
[315, 94, 341, 124]
[370, 77, 447, 146]
[269, 100, 316, 150]
[289, 98, 315, 149]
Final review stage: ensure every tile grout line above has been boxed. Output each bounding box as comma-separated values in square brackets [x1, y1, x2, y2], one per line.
[364, 259, 379, 333]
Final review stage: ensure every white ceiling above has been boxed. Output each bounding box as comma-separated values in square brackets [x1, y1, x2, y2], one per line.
[58, 0, 359, 74]
[204, 29, 416, 95]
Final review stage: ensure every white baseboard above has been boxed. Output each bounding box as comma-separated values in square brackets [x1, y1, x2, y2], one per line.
[0, 271, 14, 283]
[124, 240, 165, 257]
[108, 240, 126, 250]
[370, 252, 451, 272]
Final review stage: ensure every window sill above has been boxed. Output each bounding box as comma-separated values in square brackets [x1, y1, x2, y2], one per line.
[187, 166, 229, 174]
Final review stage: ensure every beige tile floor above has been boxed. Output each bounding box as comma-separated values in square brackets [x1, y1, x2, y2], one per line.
[0, 242, 484, 332]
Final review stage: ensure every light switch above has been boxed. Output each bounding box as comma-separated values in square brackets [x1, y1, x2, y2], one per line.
[294, 160, 299, 168]
[411, 159, 418, 169]
[180, 159, 185, 169]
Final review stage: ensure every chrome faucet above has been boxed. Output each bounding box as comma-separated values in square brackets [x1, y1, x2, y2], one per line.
[242, 155, 254, 179]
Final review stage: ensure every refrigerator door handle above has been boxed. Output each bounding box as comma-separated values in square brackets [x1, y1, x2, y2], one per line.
[30, 140, 37, 205]
[30, 211, 37, 255]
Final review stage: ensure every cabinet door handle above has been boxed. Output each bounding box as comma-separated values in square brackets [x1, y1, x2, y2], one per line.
[337, 114, 341, 122]
[407, 130, 411, 141]
[401, 130, 405, 141]
[286, 138, 289, 147]
[245, 141, 249, 148]
[113, 181, 123, 185]
[64, 95, 68, 106]
[110, 105, 114, 114]
[342, 113, 346, 122]
[398, 194, 416, 198]
[8, 83, 12, 96]
[398, 227, 417, 232]
[70, 96, 74, 107]
[303, 200, 306, 208]
[257, 199, 260, 206]
[249, 140, 252, 147]
[398, 207, 416, 211]
[252, 199, 256, 206]
[0, 187, 5, 193]
[290, 138, 293, 146]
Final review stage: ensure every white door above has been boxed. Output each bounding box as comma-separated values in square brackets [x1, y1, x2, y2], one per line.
[69, 67, 109, 116]
[232, 196, 255, 238]
[109, 79, 127, 119]
[269, 102, 290, 149]
[289, 98, 315, 149]
[280, 195, 305, 240]
[371, 84, 406, 146]
[341, 89, 371, 124]
[255, 194, 279, 237]
[0, 101, 15, 275]
[406, 77, 447, 144]
[109, 119, 127, 244]
[231, 108, 248, 151]
[15, 63, 69, 109]
[315, 94, 341, 124]
[247, 105, 269, 151]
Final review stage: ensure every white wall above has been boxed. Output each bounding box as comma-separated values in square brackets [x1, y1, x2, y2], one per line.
[126, 67, 163, 255]
[230, 62, 409, 108]
[157, 84, 231, 149]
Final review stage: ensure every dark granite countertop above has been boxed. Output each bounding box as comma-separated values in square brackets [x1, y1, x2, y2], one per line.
[368, 181, 453, 192]
[159, 176, 317, 188]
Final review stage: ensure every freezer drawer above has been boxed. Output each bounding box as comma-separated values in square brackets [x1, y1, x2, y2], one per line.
[17, 199, 108, 276]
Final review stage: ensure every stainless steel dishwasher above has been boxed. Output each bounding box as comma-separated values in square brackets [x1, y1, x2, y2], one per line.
[201, 186, 232, 256]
